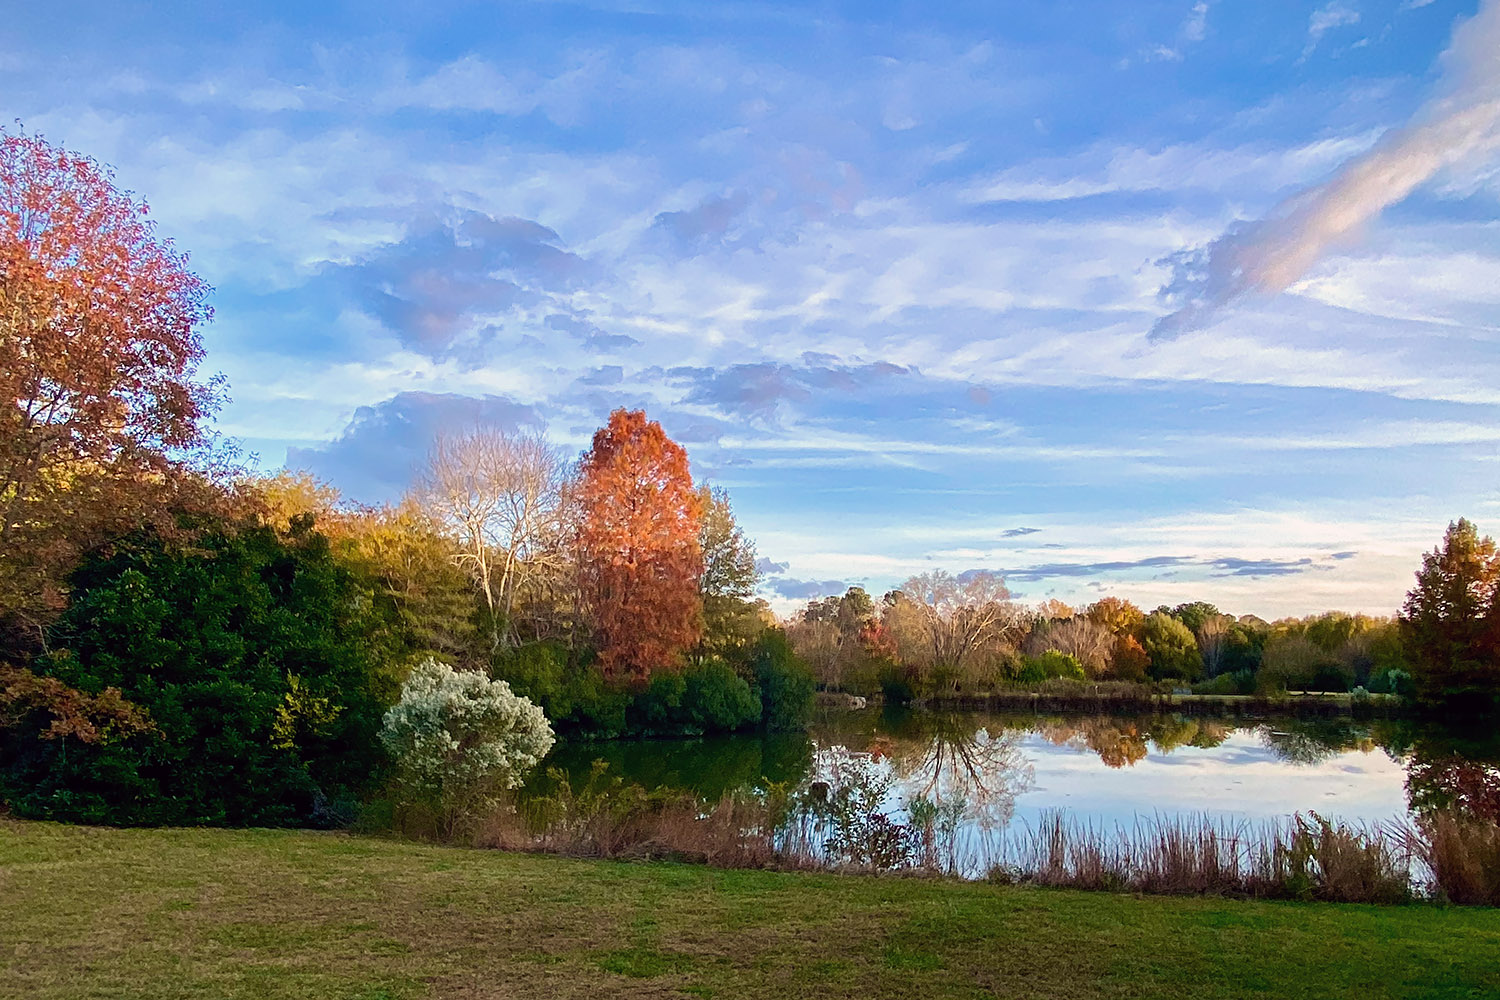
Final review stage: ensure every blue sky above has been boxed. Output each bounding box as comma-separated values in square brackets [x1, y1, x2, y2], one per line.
[7, 0, 1499, 617]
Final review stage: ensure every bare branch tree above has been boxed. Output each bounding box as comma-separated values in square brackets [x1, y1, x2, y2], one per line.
[417, 428, 572, 651]
[1047, 616, 1116, 677]
[895, 570, 1026, 686]
[1196, 613, 1235, 677]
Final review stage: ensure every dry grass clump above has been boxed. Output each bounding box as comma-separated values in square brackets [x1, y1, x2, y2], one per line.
[990, 811, 1415, 904]
[1404, 811, 1500, 906]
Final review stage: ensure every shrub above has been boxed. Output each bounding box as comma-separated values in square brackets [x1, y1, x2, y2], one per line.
[683, 660, 761, 733]
[380, 658, 554, 837]
[494, 644, 630, 738]
[493, 641, 570, 713]
[1191, 670, 1255, 696]
[749, 629, 815, 731]
[1368, 668, 1414, 698]
[809, 751, 914, 870]
[1014, 651, 1086, 685]
[630, 670, 688, 733]
[2, 517, 387, 827]
[876, 660, 923, 703]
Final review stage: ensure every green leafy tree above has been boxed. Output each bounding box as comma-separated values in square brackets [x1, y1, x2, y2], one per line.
[1142, 611, 1201, 682]
[1166, 601, 1221, 634]
[835, 586, 876, 639]
[1400, 518, 1500, 708]
[338, 502, 483, 675]
[748, 628, 814, 731]
[696, 484, 765, 661]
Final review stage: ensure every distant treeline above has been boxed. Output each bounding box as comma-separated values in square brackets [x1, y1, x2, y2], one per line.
[785, 518, 1500, 712]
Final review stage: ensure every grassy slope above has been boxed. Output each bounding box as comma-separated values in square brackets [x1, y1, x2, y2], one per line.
[2, 821, 1497, 1000]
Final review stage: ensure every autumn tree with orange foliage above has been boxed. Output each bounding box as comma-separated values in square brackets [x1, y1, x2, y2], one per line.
[1, 129, 220, 648]
[575, 409, 703, 681]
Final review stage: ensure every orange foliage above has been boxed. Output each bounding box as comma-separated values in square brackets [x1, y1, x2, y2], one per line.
[576, 410, 703, 681]
[1087, 596, 1145, 637]
[0, 665, 156, 743]
[1111, 634, 1151, 682]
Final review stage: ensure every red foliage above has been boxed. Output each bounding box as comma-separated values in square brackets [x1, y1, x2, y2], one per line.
[576, 410, 703, 681]
[858, 620, 898, 662]
[0, 129, 220, 644]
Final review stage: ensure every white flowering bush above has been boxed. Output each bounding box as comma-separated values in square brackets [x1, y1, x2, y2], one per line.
[380, 658, 554, 834]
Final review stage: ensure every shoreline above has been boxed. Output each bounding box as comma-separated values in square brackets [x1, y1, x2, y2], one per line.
[904, 689, 1404, 718]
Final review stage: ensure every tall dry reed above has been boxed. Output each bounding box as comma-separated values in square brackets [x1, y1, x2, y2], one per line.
[990, 811, 1414, 903]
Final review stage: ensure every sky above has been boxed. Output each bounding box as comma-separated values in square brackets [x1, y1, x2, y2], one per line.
[6, 0, 1499, 618]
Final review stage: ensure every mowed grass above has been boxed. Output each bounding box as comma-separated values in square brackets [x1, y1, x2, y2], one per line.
[2, 820, 1497, 1000]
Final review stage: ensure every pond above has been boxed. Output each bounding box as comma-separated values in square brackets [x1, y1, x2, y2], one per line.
[533, 708, 1499, 848]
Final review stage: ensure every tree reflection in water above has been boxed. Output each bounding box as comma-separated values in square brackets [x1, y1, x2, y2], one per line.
[1256, 718, 1381, 765]
[1399, 723, 1500, 822]
[889, 715, 1035, 830]
[1033, 716, 1231, 769]
[800, 712, 1037, 832]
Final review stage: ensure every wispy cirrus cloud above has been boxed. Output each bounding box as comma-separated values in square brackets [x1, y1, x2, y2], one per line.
[1154, 0, 1500, 338]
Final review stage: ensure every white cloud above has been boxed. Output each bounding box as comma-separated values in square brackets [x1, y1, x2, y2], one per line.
[966, 133, 1379, 203]
[1304, 2, 1363, 60]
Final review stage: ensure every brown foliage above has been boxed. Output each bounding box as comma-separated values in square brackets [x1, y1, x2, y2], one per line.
[0, 129, 220, 646]
[0, 664, 155, 743]
[1110, 634, 1151, 682]
[575, 410, 702, 681]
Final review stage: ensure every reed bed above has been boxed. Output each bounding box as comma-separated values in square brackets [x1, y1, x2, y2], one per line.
[991, 811, 1415, 903]
[451, 766, 1500, 906]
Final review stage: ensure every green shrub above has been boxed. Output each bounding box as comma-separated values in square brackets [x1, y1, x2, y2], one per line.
[2, 516, 387, 827]
[1014, 651, 1086, 686]
[876, 661, 923, 703]
[683, 660, 761, 733]
[494, 643, 630, 738]
[1191, 670, 1255, 696]
[749, 629, 814, 731]
[628, 670, 688, 734]
[1368, 668, 1414, 698]
[492, 641, 569, 712]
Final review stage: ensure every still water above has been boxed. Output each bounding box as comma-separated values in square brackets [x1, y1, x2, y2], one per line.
[535, 708, 1497, 834]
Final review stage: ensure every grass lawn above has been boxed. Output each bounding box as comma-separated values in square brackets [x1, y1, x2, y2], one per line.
[2, 820, 1497, 999]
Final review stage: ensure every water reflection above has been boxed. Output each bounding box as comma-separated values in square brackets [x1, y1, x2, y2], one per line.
[866, 711, 1035, 830]
[533, 710, 1500, 830]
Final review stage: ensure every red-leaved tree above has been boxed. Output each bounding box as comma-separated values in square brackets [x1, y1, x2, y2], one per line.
[1, 129, 220, 648]
[575, 409, 702, 681]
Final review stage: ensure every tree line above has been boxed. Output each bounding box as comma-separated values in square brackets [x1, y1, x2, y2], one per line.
[786, 518, 1500, 711]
